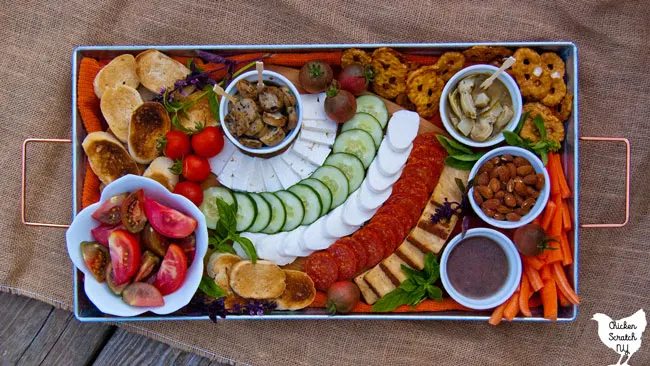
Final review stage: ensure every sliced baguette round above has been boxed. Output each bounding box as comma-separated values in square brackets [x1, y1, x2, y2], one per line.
[143, 156, 179, 191]
[100, 85, 143, 142]
[128, 102, 171, 164]
[206, 252, 243, 306]
[274, 270, 316, 310]
[82, 131, 140, 184]
[135, 49, 191, 93]
[229, 260, 286, 299]
[177, 92, 219, 129]
[93, 54, 140, 99]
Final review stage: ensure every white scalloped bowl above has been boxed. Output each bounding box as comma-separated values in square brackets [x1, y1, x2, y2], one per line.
[66, 175, 208, 317]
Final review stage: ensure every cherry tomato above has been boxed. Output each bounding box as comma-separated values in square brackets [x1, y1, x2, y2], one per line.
[299, 60, 334, 93]
[143, 196, 198, 239]
[324, 83, 357, 123]
[326, 280, 360, 314]
[122, 283, 165, 307]
[121, 190, 147, 233]
[90, 223, 124, 247]
[81, 241, 109, 282]
[191, 126, 224, 158]
[338, 63, 373, 96]
[108, 229, 141, 286]
[162, 130, 191, 160]
[182, 155, 211, 182]
[153, 244, 188, 295]
[173, 181, 204, 206]
[92, 193, 127, 225]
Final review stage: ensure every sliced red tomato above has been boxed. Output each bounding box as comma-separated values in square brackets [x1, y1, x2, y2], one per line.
[91, 223, 124, 247]
[173, 181, 204, 206]
[121, 190, 147, 233]
[191, 126, 224, 158]
[122, 283, 165, 307]
[176, 233, 196, 265]
[92, 193, 128, 225]
[153, 244, 188, 295]
[108, 229, 141, 286]
[143, 197, 197, 239]
[133, 251, 161, 283]
[81, 241, 109, 282]
[106, 264, 129, 295]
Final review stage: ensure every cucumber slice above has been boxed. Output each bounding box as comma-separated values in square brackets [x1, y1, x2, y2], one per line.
[246, 193, 271, 233]
[199, 187, 236, 230]
[332, 129, 377, 168]
[356, 95, 389, 128]
[260, 192, 286, 234]
[341, 113, 383, 148]
[324, 152, 365, 193]
[300, 178, 332, 216]
[234, 193, 257, 232]
[311, 165, 349, 210]
[288, 184, 322, 225]
[275, 190, 305, 232]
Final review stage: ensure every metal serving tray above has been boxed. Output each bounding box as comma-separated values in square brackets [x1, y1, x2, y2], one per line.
[28, 42, 592, 322]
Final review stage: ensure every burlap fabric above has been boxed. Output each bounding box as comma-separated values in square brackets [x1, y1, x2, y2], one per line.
[2, 1, 649, 365]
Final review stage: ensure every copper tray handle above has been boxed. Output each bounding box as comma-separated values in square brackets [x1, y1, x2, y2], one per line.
[21, 138, 72, 228]
[579, 137, 630, 228]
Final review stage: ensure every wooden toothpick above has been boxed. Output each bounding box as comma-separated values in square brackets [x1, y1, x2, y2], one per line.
[256, 61, 265, 90]
[480, 56, 516, 90]
[213, 84, 237, 104]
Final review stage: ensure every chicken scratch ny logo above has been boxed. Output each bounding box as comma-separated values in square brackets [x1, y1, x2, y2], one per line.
[592, 309, 646, 366]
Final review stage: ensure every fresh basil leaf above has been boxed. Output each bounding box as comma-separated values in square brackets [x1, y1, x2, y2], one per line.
[372, 288, 410, 312]
[406, 287, 426, 307]
[214, 220, 230, 241]
[514, 111, 529, 135]
[449, 153, 484, 162]
[533, 114, 547, 141]
[215, 198, 236, 232]
[207, 91, 220, 123]
[503, 130, 524, 146]
[400, 264, 424, 281]
[215, 241, 236, 254]
[234, 235, 258, 264]
[199, 276, 226, 298]
[455, 178, 466, 194]
[399, 278, 418, 293]
[426, 286, 443, 301]
[540, 151, 548, 166]
[436, 135, 473, 156]
[423, 253, 440, 283]
[444, 156, 476, 171]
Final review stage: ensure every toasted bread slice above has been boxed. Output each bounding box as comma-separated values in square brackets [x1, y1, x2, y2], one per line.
[354, 271, 379, 304]
[230, 260, 287, 299]
[274, 270, 316, 310]
[128, 102, 171, 164]
[143, 157, 179, 191]
[82, 131, 140, 184]
[206, 252, 242, 306]
[93, 54, 140, 99]
[177, 92, 219, 129]
[100, 85, 143, 142]
[431, 165, 470, 205]
[135, 49, 190, 93]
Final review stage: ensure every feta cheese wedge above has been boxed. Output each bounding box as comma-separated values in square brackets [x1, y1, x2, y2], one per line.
[281, 150, 318, 179]
[270, 156, 301, 189]
[292, 139, 331, 166]
[208, 139, 237, 176]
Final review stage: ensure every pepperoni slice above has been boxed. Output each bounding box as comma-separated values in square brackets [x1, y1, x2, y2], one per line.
[327, 241, 359, 281]
[413, 134, 437, 147]
[393, 178, 428, 198]
[383, 195, 422, 223]
[371, 216, 406, 249]
[336, 236, 367, 272]
[376, 205, 413, 236]
[304, 252, 339, 291]
[353, 229, 383, 266]
[402, 162, 436, 191]
[363, 223, 394, 257]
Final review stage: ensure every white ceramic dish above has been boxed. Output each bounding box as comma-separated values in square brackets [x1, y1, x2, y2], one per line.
[440, 228, 522, 310]
[65, 175, 208, 317]
[468, 146, 550, 229]
[439, 64, 523, 148]
[219, 70, 303, 154]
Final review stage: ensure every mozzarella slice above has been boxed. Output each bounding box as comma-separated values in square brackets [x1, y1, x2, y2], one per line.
[292, 139, 331, 166]
[261, 159, 284, 192]
[359, 179, 392, 211]
[342, 189, 378, 226]
[300, 93, 328, 120]
[218, 149, 248, 188]
[270, 156, 301, 189]
[302, 216, 337, 250]
[208, 139, 237, 176]
[302, 118, 338, 134]
[231, 154, 255, 191]
[281, 150, 318, 179]
[387, 110, 420, 152]
[367, 158, 403, 193]
[235, 232, 269, 259]
[245, 158, 265, 193]
[325, 204, 360, 238]
[377, 139, 412, 176]
[299, 129, 336, 146]
[255, 232, 296, 266]
[280, 226, 312, 257]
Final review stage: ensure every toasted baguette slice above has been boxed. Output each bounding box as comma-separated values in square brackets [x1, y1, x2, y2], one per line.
[93, 54, 139, 99]
[206, 252, 242, 307]
[274, 270, 316, 310]
[143, 157, 179, 191]
[177, 92, 219, 129]
[230, 260, 287, 299]
[100, 85, 143, 142]
[82, 131, 139, 184]
[135, 49, 190, 93]
[354, 271, 379, 305]
[128, 102, 171, 164]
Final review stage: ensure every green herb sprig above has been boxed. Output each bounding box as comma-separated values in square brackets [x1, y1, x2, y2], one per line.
[198, 276, 227, 298]
[206, 198, 258, 264]
[436, 135, 485, 171]
[502, 113, 561, 165]
[372, 253, 443, 312]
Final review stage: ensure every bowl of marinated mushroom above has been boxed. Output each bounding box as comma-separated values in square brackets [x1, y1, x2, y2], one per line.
[219, 70, 302, 154]
[440, 65, 522, 148]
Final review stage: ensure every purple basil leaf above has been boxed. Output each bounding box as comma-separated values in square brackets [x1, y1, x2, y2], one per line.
[196, 50, 229, 64]
[461, 216, 470, 238]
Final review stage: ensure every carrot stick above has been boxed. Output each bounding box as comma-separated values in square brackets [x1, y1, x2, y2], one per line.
[558, 288, 571, 307]
[503, 292, 520, 321]
[519, 274, 533, 317]
[310, 291, 328, 308]
[524, 263, 544, 292]
[547, 153, 561, 198]
[266, 52, 343, 67]
[82, 160, 101, 208]
[522, 255, 544, 271]
[309, 293, 471, 313]
[531, 216, 542, 226]
[553, 153, 572, 199]
[77, 57, 104, 133]
[561, 200, 572, 231]
[528, 294, 542, 308]
[551, 262, 580, 305]
[545, 200, 565, 264]
[541, 201, 557, 231]
[540, 265, 552, 280]
[404, 54, 439, 65]
[541, 279, 558, 321]
[489, 302, 508, 326]
[559, 231, 573, 266]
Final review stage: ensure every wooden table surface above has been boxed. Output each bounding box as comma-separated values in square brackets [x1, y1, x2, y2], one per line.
[0, 293, 229, 365]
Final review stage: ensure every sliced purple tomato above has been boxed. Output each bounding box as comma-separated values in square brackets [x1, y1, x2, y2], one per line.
[106, 263, 129, 295]
[108, 229, 141, 286]
[92, 193, 128, 225]
[140, 223, 169, 257]
[143, 197, 197, 239]
[91, 223, 124, 247]
[176, 233, 196, 265]
[121, 189, 147, 233]
[81, 241, 109, 282]
[133, 251, 161, 283]
[122, 283, 164, 307]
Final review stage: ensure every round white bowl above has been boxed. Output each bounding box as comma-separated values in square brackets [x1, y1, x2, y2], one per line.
[440, 228, 522, 310]
[219, 70, 303, 155]
[469, 146, 550, 229]
[65, 175, 208, 317]
[439, 64, 523, 148]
